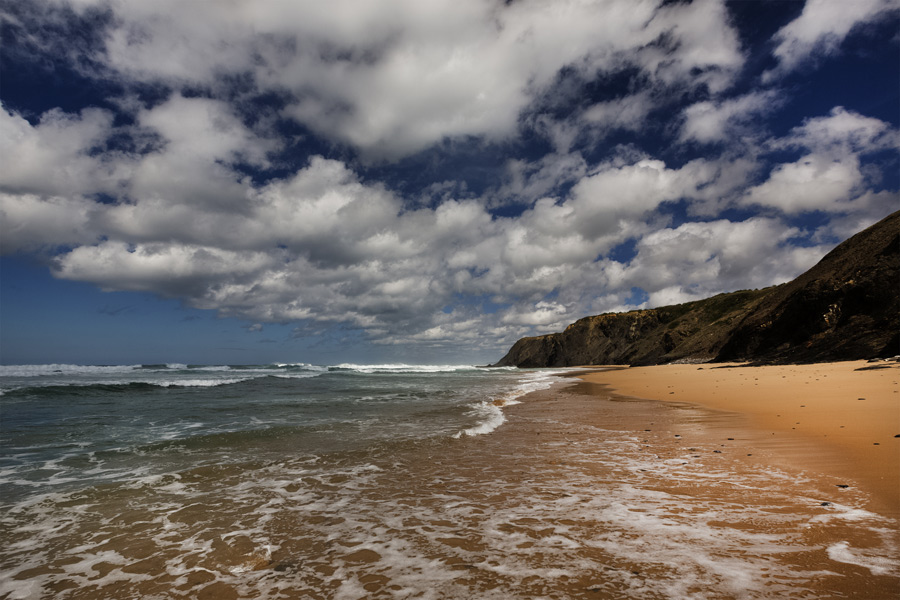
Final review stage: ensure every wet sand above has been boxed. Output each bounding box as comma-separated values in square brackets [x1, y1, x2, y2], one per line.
[3, 367, 898, 598]
[577, 360, 900, 519]
[497, 377, 900, 598]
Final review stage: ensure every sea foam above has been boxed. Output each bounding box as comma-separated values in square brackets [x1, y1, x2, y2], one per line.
[453, 369, 568, 437]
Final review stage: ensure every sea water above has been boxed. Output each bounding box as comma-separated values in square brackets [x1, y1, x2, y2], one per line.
[1, 364, 897, 599]
[0, 363, 561, 598]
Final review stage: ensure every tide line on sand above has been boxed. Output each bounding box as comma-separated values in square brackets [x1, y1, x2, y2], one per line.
[576, 359, 900, 518]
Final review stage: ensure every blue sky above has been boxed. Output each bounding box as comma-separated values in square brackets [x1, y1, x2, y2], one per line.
[1, 0, 898, 366]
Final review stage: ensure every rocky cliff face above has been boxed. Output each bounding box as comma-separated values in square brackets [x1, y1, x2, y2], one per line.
[493, 210, 899, 367]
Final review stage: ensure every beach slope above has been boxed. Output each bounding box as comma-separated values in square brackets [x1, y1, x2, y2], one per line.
[578, 360, 900, 517]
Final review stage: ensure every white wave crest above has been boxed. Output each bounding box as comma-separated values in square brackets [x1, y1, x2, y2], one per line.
[275, 363, 327, 371]
[333, 364, 477, 374]
[0, 364, 143, 377]
[506, 369, 567, 401]
[454, 369, 568, 438]
[453, 401, 507, 438]
[157, 378, 252, 388]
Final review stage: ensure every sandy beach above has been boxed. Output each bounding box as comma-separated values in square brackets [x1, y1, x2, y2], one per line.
[577, 360, 900, 519]
[492, 367, 900, 598]
[3, 364, 898, 599]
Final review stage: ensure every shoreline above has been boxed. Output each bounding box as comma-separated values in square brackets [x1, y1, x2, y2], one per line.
[497, 374, 900, 595]
[573, 360, 900, 519]
[3, 365, 898, 598]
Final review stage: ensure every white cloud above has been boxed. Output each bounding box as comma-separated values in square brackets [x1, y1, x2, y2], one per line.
[638, 0, 744, 94]
[4, 94, 891, 350]
[3, 3, 896, 358]
[679, 91, 780, 144]
[22, 146, 693, 336]
[568, 158, 714, 239]
[0, 105, 124, 196]
[35, 153, 492, 333]
[583, 92, 657, 133]
[0, 193, 100, 253]
[775, 106, 897, 154]
[613, 218, 828, 303]
[743, 154, 863, 214]
[30, 0, 745, 160]
[54, 242, 276, 296]
[492, 152, 588, 205]
[813, 190, 900, 242]
[138, 94, 275, 169]
[501, 301, 570, 330]
[764, 0, 899, 81]
[742, 107, 898, 214]
[127, 95, 278, 210]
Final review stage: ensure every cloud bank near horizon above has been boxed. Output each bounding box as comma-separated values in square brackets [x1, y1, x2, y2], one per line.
[1, 0, 898, 356]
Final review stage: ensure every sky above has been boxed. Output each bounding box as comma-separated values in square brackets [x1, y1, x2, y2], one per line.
[1, 0, 898, 366]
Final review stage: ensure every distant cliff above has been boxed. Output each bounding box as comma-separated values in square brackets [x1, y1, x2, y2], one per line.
[493, 210, 899, 367]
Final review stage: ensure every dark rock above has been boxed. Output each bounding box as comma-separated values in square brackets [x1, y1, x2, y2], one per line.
[716, 211, 900, 364]
[493, 211, 900, 367]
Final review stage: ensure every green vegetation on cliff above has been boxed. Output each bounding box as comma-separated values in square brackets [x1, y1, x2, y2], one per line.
[494, 211, 899, 367]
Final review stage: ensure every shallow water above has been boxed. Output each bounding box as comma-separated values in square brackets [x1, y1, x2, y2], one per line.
[1, 366, 897, 599]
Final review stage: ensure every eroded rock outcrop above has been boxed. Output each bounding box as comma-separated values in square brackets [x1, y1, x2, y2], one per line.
[494, 210, 899, 367]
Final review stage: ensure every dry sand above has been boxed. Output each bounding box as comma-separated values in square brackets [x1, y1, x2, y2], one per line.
[578, 360, 900, 518]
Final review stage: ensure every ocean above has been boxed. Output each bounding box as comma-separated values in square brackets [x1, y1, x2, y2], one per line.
[0, 364, 566, 599]
[1, 364, 897, 599]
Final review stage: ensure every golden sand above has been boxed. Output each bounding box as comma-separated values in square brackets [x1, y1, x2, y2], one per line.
[578, 360, 900, 518]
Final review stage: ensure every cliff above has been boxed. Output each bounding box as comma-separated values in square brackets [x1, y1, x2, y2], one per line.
[493, 210, 899, 367]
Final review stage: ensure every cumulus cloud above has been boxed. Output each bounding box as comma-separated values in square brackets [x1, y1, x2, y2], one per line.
[128, 95, 279, 210]
[743, 155, 864, 214]
[18, 143, 750, 341]
[609, 218, 828, 305]
[679, 91, 780, 144]
[5, 97, 869, 347]
[764, 0, 899, 81]
[567, 158, 718, 239]
[583, 92, 657, 134]
[742, 107, 898, 214]
[774, 106, 897, 154]
[2, 1, 897, 359]
[491, 152, 588, 206]
[0, 105, 124, 196]
[14, 0, 745, 160]
[0, 193, 100, 253]
[35, 153, 496, 333]
[637, 0, 744, 94]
